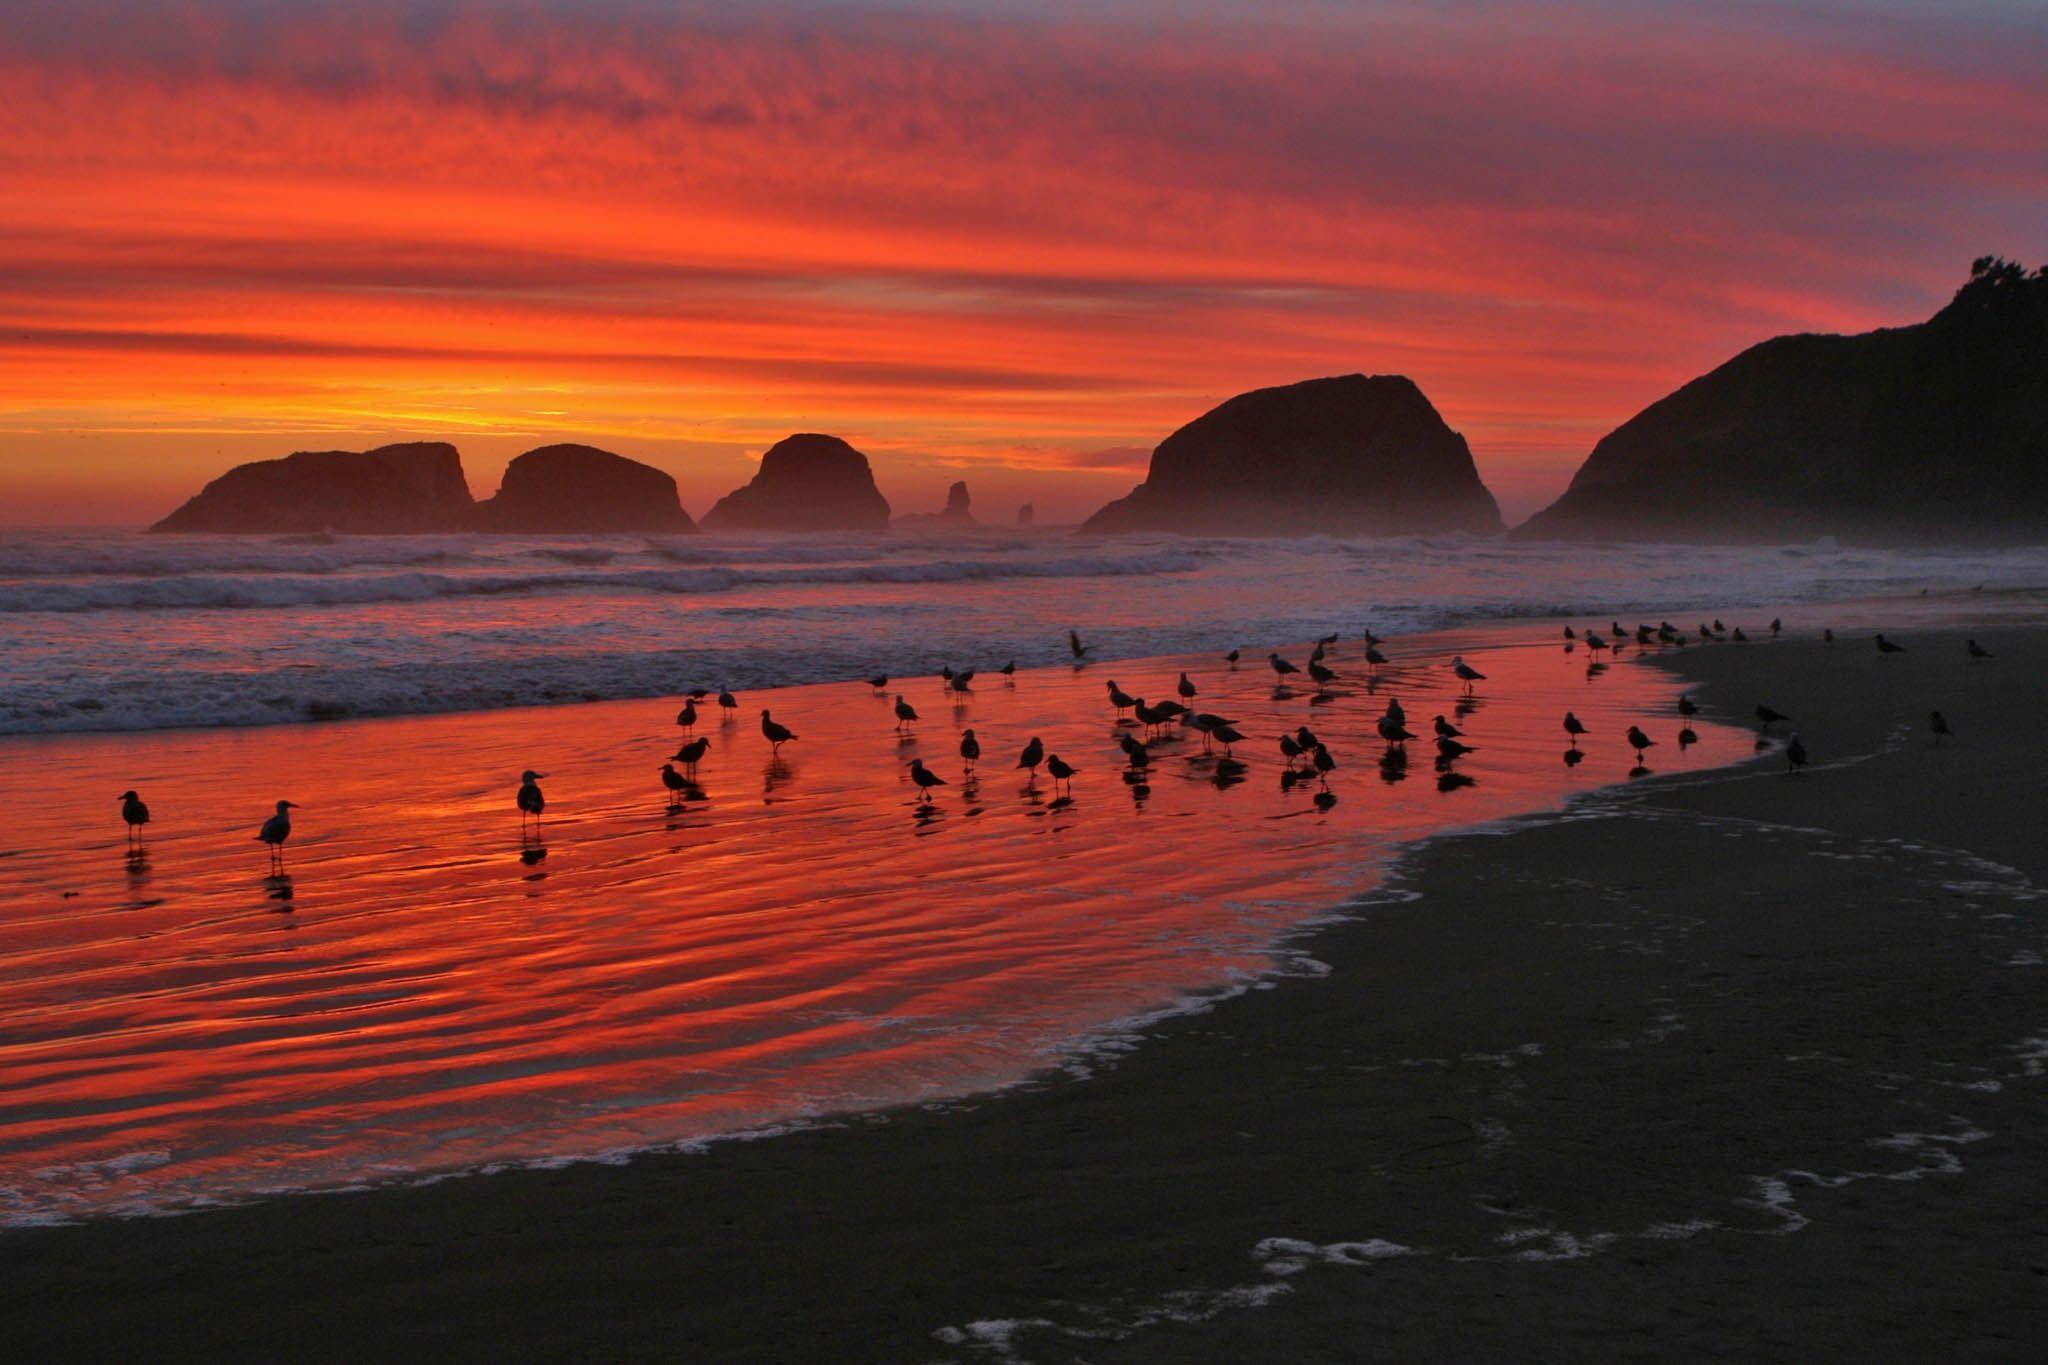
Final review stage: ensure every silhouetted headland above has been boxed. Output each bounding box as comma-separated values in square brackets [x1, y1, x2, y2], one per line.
[1079, 374, 1503, 536]
[699, 433, 892, 531]
[1517, 258, 2048, 544]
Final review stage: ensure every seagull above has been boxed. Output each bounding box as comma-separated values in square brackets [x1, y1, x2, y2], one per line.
[1930, 710, 1953, 745]
[867, 675, 889, 691]
[1269, 652, 1299, 678]
[119, 790, 150, 846]
[1309, 641, 1326, 665]
[1435, 735, 1476, 761]
[1377, 714, 1416, 746]
[1625, 726, 1656, 761]
[1278, 733, 1305, 767]
[1364, 645, 1388, 673]
[1045, 753, 1078, 794]
[1106, 680, 1136, 717]
[1823, 629, 1834, 644]
[1017, 736, 1045, 775]
[1177, 672, 1197, 704]
[1432, 714, 1461, 740]
[1383, 697, 1406, 726]
[1564, 626, 1576, 640]
[671, 736, 709, 776]
[1731, 627, 1749, 642]
[676, 698, 698, 733]
[719, 689, 739, 714]
[1307, 660, 1338, 693]
[907, 757, 947, 801]
[1677, 694, 1698, 722]
[1318, 631, 1340, 647]
[688, 688, 711, 701]
[1875, 634, 1906, 654]
[1754, 704, 1791, 731]
[1967, 639, 1993, 659]
[1069, 630, 1090, 660]
[659, 763, 688, 807]
[1769, 618, 1782, 638]
[1119, 733, 1151, 770]
[1786, 732, 1808, 773]
[1000, 660, 1016, 676]
[949, 668, 975, 694]
[1210, 723, 1245, 756]
[1584, 631, 1608, 653]
[1713, 619, 1726, 633]
[1563, 711, 1588, 746]
[960, 729, 981, 773]
[893, 695, 920, 732]
[1295, 725, 1320, 752]
[760, 709, 796, 751]
[1225, 648, 1240, 665]
[1311, 744, 1336, 784]
[255, 800, 297, 866]
[1451, 656, 1485, 693]
[516, 770, 547, 833]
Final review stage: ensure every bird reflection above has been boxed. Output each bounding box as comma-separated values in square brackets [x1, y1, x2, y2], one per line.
[912, 801, 943, 829]
[1562, 748, 1585, 768]
[1212, 757, 1248, 789]
[263, 872, 296, 910]
[124, 846, 151, 882]
[1313, 790, 1338, 812]
[1628, 763, 1652, 779]
[519, 843, 548, 867]
[1436, 770, 1476, 793]
[1378, 747, 1409, 784]
[1678, 727, 1698, 749]
[1453, 695, 1482, 720]
[762, 756, 793, 799]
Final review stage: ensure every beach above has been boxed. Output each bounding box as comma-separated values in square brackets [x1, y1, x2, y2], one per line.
[3, 608, 2042, 1360]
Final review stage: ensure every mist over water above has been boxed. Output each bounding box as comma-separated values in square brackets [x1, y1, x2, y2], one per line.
[2, 528, 2045, 735]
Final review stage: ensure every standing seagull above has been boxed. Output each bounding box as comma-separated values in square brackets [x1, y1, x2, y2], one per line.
[1045, 753, 1078, 795]
[960, 729, 981, 774]
[1563, 711, 1588, 747]
[659, 763, 689, 809]
[1269, 652, 1299, 679]
[1177, 672, 1198, 706]
[1930, 710, 1953, 745]
[1451, 656, 1486, 694]
[1677, 694, 1699, 723]
[1625, 726, 1656, 762]
[516, 771, 547, 836]
[676, 698, 698, 734]
[1875, 634, 1906, 655]
[1432, 714, 1462, 740]
[1106, 680, 1137, 718]
[1967, 639, 1993, 659]
[1786, 732, 1808, 773]
[256, 800, 297, 869]
[1225, 648, 1241, 666]
[1754, 704, 1791, 732]
[119, 790, 150, 847]
[907, 758, 947, 802]
[1017, 735, 1045, 776]
[719, 689, 739, 717]
[1308, 659, 1338, 694]
[893, 695, 920, 733]
[672, 736, 709, 778]
[760, 709, 796, 751]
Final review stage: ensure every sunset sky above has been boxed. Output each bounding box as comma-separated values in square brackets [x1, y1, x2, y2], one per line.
[2, 0, 2044, 526]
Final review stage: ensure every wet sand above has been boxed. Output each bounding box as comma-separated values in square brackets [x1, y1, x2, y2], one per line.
[3, 618, 2045, 1360]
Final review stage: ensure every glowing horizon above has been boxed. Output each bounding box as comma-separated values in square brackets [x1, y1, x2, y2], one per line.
[2, 1, 2044, 526]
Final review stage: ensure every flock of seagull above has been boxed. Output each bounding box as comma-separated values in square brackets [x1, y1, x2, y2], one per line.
[111, 618, 1991, 866]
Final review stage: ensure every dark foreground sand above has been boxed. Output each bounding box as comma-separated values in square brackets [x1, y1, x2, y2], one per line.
[5, 625, 2045, 1361]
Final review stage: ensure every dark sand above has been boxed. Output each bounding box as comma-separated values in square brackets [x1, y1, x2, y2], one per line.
[5, 625, 2045, 1361]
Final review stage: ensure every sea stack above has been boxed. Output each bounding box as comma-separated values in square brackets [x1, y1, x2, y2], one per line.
[150, 442, 474, 534]
[701, 434, 892, 532]
[1017, 502, 1035, 527]
[1516, 258, 2048, 544]
[896, 480, 978, 528]
[1079, 375, 1502, 536]
[470, 444, 696, 533]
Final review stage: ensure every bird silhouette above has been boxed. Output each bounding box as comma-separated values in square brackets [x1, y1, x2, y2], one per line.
[1106, 680, 1137, 717]
[1069, 630, 1089, 660]
[1225, 648, 1241, 665]
[1432, 714, 1461, 740]
[1000, 660, 1016, 676]
[1769, 618, 1782, 637]
[1045, 753, 1077, 794]
[893, 695, 920, 732]
[1119, 733, 1151, 770]
[1677, 695, 1698, 722]
[1786, 732, 1808, 773]
[1376, 714, 1415, 746]
[517, 771, 546, 835]
[1823, 628, 1835, 644]
[119, 790, 150, 846]
[1563, 711, 1588, 746]
[675, 698, 699, 733]
[719, 689, 739, 715]
[1930, 710, 1953, 744]
[671, 736, 709, 777]
[949, 669, 975, 694]
[1755, 704, 1791, 731]
[867, 674, 889, 691]
[1278, 733, 1304, 767]
[659, 763, 688, 808]
[1435, 735, 1476, 761]
[1451, 656, 1486, 693]
[760, 709, 796, 751]
[1967, 639, 1993, 659]
[255, 800, 297, 869]
[960, 729, 981, 773]
[1177, 672, 1197, 704]
[1308, 660, 1338, 693]
[1269, 652, 1299, 678]
[907, 758, 947, 801]
[1210, 723, 1245, 756]
[1311, 744, 1336, 784]
[1625, 726, 1656, 761]
[1875, 634, 1906, 654]
[1017, 736, 1045, 775]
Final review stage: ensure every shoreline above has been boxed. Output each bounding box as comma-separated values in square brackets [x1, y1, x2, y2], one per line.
[3, 616, 2045, 1359]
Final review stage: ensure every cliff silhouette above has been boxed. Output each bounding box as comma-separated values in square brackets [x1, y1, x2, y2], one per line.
[1517, 259, 2048, 543]
[700, 434, 891, 532]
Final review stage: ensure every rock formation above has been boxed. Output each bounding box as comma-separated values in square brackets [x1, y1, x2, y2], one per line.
[470, 444, 696, 533]
[700, 434, 892, 532]
[896, 479, 978, 528]
[150, 442, 474, 534]
[1079, 375, 1502, 536]
[1516, 259, 2048, 543]
[1016, 502, 1035, 527]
